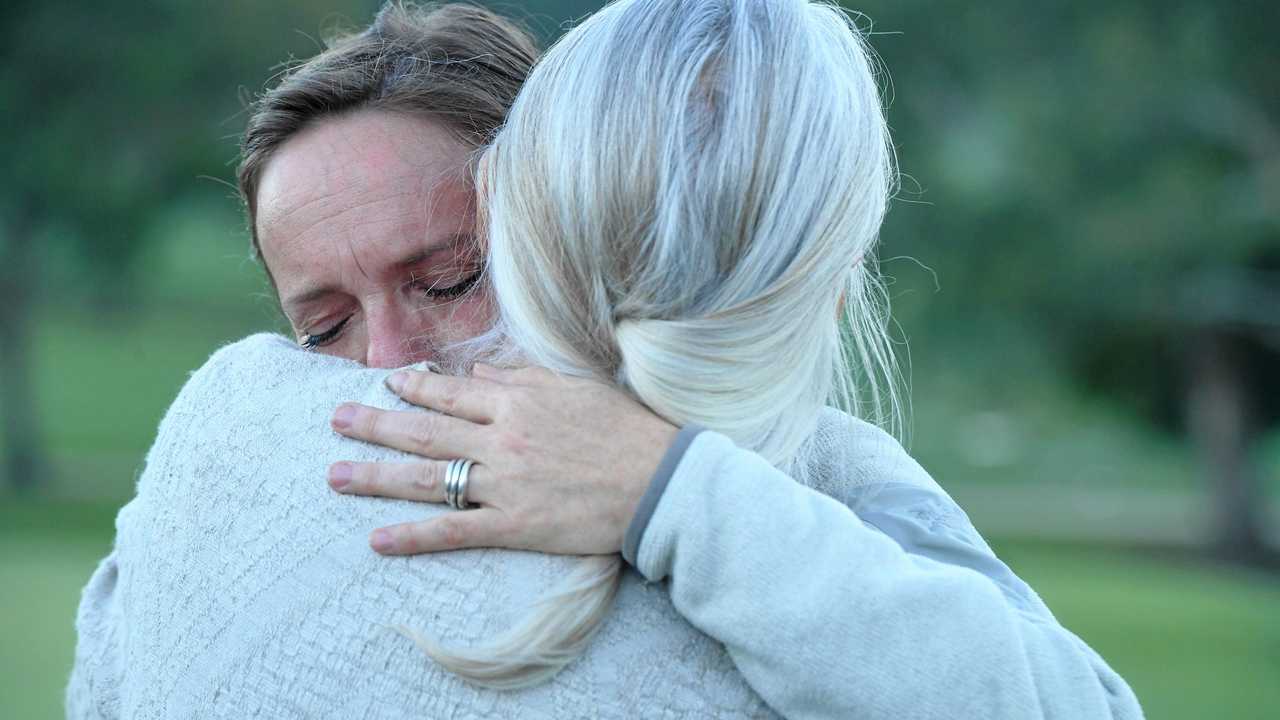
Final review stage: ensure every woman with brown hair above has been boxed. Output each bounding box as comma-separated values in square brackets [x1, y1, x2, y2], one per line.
[68, 2, 1141, 718]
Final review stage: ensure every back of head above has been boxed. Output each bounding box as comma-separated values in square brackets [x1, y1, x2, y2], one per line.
[482, 0, 899, 470]
[420, 0, 902, 690]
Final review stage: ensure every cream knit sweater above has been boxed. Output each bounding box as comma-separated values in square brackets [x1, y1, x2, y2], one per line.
[67, 334, 1142, 719]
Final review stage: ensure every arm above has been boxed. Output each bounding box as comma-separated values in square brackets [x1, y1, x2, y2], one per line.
[627, 429, 1144, 720]
[328, 369, 1142, 718]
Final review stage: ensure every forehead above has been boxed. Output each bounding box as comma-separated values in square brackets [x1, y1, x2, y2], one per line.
[255, 109, 475, 287]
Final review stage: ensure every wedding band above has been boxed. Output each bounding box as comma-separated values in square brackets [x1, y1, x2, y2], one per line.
[456, 460, 474, 510]
[445, 459, 475, 510]
[445, 459, 459, 508]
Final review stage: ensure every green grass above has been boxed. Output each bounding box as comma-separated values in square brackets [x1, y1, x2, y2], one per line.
[30, 305, 274, 500]
[993, 539, 1280, 719]
[1, 514, 115, 720]
[3, 497, 1278, 719]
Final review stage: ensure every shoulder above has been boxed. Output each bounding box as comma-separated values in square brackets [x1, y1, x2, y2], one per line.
[165, 332, 386, 417]
[804, 406, 969, 547]
[160, 333, 297, 413]
[807, 407, 1056, 618]
[805, 407, 948, 500]
[182, 332, 351, 398]
[203, 331, 301, 370]
[146, 334, 305, 450]
[137, 333, 391, 494]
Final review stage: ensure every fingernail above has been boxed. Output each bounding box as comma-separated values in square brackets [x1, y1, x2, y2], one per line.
[370, 529, 395, 553]
[328, 462, 353, 491]
[332, 404, 357, 430]
[385, 371, 407, 394]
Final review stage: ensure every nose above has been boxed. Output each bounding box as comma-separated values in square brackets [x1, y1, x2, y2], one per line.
[364, 307, 425, 369]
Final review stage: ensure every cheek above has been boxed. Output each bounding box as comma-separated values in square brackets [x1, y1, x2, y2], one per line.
[433, 293, 495, 343]
[311, 322, 368, 365]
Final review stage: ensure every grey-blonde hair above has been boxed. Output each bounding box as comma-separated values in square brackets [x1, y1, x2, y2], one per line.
[413, 0, 901, 689]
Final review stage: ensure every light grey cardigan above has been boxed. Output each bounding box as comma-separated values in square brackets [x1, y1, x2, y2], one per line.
[67, 334, 1143, 719]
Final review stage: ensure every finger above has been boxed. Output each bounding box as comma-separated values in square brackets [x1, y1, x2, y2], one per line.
[469, 363, 506, 381]
[332, 403, 483, 459]
[474, 364, 555, 386]
[386, 370, 499, 422]
[511, 366, 553, 385]
[329, 460, 494, 506]
[328, 460, 443, 502]
[370, 508, 518, 555]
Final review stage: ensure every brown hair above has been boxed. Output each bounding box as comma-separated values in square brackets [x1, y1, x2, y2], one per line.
[236, 1, 539, 260]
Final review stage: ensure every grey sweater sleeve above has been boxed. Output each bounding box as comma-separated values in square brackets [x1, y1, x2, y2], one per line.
[631, 430, 1145, 720]
[622, 424, 705, 566]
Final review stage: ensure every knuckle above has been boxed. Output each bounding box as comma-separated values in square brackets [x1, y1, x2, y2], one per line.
[398, 373, 423, 403]
[510, 367, 538, 383]
[498, 428, 531, 456]
[368, 467, 393, 495]
[491, 385, 522, 416]
[437, 383, 462, 415]
[503, 509, 530, 540]
[349, 464, 371, 492]
[410, 465, 438, 494]
[398, 526, 421, 554]
[438, 516, 467, 548]
[362, 408, 385, 437]
[410, 414, 437, 449]
[510, 386, 535, 407]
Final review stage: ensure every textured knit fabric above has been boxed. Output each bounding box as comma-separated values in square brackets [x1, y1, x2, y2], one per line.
[66, 334, 777, 720]
[67, 333, 1143, 719]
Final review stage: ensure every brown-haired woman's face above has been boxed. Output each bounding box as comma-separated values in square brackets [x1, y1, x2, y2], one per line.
[255, 109, 490, 368]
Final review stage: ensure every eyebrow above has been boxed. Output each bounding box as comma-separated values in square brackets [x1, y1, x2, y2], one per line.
[281, 235, 474, 312]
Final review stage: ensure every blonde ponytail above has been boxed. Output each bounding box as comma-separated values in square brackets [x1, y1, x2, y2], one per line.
[414, 0, 901, 688]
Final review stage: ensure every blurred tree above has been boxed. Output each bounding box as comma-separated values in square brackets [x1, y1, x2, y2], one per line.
[1, 0, 1273, 563]
[0, 0, 376, 490]
[859, 0, 1279, 562]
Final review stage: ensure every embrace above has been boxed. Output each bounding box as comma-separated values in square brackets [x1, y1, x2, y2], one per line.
[68, 1, 1143, 718]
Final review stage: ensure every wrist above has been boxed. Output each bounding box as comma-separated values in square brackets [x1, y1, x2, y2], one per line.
[621, 423, 705, 567]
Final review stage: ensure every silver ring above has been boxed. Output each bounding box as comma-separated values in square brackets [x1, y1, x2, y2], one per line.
[445, 459, 459, 509]
[445, 459, 475, 510]
[456, 460, 474, 510]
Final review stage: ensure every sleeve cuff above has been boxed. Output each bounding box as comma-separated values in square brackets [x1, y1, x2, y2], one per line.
[621, 424, 706, 567]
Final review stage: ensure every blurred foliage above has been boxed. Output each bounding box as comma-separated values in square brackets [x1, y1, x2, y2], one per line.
[2, 0, 1278, 717]
[1, 0, 374, 295]
[0, 0, 1273, 504]
[855, 0, 1279, 428]
[2, 0, 1274, 385]
[0, 0, 1273, 515]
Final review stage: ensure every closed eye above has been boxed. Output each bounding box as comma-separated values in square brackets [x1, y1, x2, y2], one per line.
[412, 269, 483, 301]
[301, 315, 351, 350]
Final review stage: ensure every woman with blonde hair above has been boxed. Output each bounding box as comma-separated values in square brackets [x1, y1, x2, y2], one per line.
[69, 0, 1143, 717]
[331, 0, 1143, 716]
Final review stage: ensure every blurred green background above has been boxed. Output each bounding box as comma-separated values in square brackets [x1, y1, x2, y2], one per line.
[2, 0, 1277, 717]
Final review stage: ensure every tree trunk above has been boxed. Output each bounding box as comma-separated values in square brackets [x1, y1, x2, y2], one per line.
[1185, 328, 1271, 565]
[0, 206, 44, 493]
